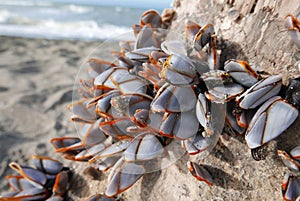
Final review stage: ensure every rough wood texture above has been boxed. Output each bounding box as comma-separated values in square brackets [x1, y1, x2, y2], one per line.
[171, 0, 300, 83]
[70, 1, 300, 200]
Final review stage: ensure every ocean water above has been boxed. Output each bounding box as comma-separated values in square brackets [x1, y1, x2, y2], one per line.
[0, 0, 173, 40]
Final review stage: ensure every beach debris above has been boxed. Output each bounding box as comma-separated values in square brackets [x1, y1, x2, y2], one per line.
[45, 9, 300, 200]
[0, 156, 71, 200]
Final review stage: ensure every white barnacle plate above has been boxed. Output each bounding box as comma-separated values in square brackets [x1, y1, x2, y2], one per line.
[291, 145, 300, 161]
[94, 140, 130, 160]
[161, 40, 187, 55]
[93, 90, 121, 115]
[50, 137, 83, 153]
[6, 175, 36, 192]
[86, 58, 116, 79]
[205, 83, 244, 103]
[124, 133, 164, 161]
[185, 20, 201, 44]
[132, 109, 150, 127]
[140, 9, 162, 28]
[111, 93, 153, 118]
[68, 100, 97, 123]
[94, 67, 147, 94]
[163, 54, 196, 77]
[195, 93, 222, 136]
[182, 132, 213, 155]
[31, 156, 63, 176]
[245, 96, 299, 149]
[151, 83, 196, 112]
[149, 51, 168, 64]
[85, 138, 112, 160]
[159, 111, 199, 139]
[105, 158, 145, 197]
[125, 47, 160, 61]
[160, 53, 197, 86]
[277, 150, 300, 172]
[13, 188, 47, 200]
[282, 173, 300, 201]
[9, 162, 47, 189]
[224, 59, 259, 87]
[98, 156, 121, 172]
[135, 25, 160, 49]
[236, 75, 282, 109]
[99, 118, 136, 139]
[193, 24, 214, 51]
[196, 93, 209, 128]
[80, 118, 107, 148]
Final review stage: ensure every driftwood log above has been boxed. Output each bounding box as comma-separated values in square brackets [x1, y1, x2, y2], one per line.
[70, 1, 300, 200]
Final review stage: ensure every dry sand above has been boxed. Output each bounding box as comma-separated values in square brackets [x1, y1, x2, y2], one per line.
[0, 36, 104, 197]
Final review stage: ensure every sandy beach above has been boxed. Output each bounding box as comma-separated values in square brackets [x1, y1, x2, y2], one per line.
[0, 36, 104, 196]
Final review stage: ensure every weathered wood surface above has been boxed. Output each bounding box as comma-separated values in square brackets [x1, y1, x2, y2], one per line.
[69, 1, 300, 200]
[171, 0, 300, 83]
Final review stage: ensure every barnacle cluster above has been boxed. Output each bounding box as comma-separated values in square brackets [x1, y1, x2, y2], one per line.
[278, 146, 300, 200]
[0, 156, 71, 201]
[48, 8, 300, 199]
[1, 8, 300, 201]
[52, 9, 300, 199]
